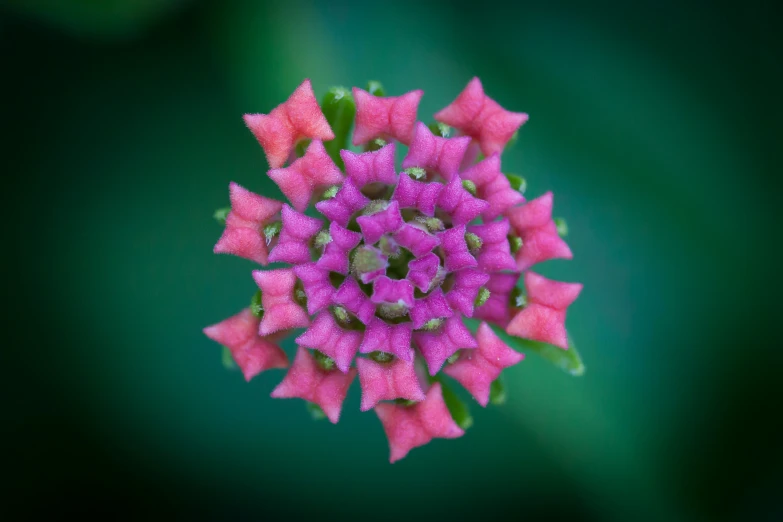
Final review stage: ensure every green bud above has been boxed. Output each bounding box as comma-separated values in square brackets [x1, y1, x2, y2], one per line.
[263, 221, 282, 246]
[395, 398, 418, 407]
[461, 179, 477, 196]
[352, 246, 386, 276]
[378, 303, 408, 320]
[313, 350, 336, 371]
[505, 174, 527, 194]
[508, 234, 523, 253]
[250, 290, 264, 318]
[369, 351, 394, 363]
[321, 87, 356, 169]
[465, 232, 483, 253]
[366, 138, 387, 151]
[404, 167, 426, 180]
[554, 217, 568, 237]
[366, 81, 385, 97]
[446, 352, 460, 364]
[421, 318, 443, 331]
[332, 306, 351, 325]
[428, 121, 451, 138]
[321, 185, 339, 199]
[515, 293, 528, 308]
[361, 200, 389, 216]
[415, 215, 444, 232]
[474, 287, 491, 308]
[213, 207, 231, 225]
[314, 230, 332, 249]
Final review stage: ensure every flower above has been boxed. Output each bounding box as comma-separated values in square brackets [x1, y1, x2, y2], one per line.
[205, 78, 582, 462]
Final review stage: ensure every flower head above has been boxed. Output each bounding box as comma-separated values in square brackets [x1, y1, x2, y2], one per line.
[206, 78, 583, 462]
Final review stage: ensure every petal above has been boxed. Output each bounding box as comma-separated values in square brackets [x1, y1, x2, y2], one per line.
[445, 268, 491, 317]
[268, 205, 322, 264]
[293, 262, 334, 315]
[296, 312, 363, 373]
[333, 276, 377, 325]
[359, 318, 414, 361]
[315, 178, 369, 227]
[392, 224, 440, 258]
[253, 268, 310, 335]
[341, 142, 398, 188]
[414, 316, 478, 375]
[438, 225, 477, 272]
[316, 222, 362, 274]
[391, 172, 444, 216]
[356, 200, 404, 245]
[357, 357, 425, 411]
[467, 220, 517, 272]
[437, 175, 489, 226]
[409, 288, 453, 330]
[402, 122, 471, 180]
[370, 276, 415, 308]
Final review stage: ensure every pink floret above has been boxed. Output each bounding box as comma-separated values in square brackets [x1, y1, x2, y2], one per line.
[434, 77, 528, 157]
[467, 220, 518, 272]
[271, 346, 356, 424]
[357, 357, 426, 411]
[474, 272, 521, 328]
[437, 174, 489, 226]
[375, 382, 464, 463]
[506, 271, 582, 349]
[359, 318, 414, 361]
[409, 288, 453, 330]
[203, 308, 289, 381]
[341, 142, 398, 188]
[402, 122, 471, 180]
[213, 182, 283, 265]
[443, 322, 523, 406]
[332, 276, 377, 325]
[356, 200, 404, 245]
[252, 268, 310, 335]
[295, 312, 363, 373]
[414, 316, 478, 375]
[293, 263, 334, 315]
[507, 191, 573, 270]
[438, 225, 478, 272]
[315, 178, 369, 227]
[352, 87, 423, 145]
[316, 222, 362, 274]
[391, 172, 444, 216]
[268, 140, 343, 212]
[392, 224, 440, 258]
[371, 276, 415, 308]
[268, 204, 322, 264]
[406, 253, 441, 293]
[459, 153, 524, 221]
[445, 268, 491, 317]
[244, 79, 334, 169]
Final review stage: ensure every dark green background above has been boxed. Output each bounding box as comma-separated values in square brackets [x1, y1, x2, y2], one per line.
[3, 1, 780, 520]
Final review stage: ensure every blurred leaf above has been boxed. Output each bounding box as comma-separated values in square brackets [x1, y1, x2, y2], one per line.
[321, 87, 356, 169]
[464, 318, 585, 376]
[213, 207, 230, 224]
[366, 81, 385, 97]
[306, 402, 327, 421]
[436, 379, 473, 430]
[221, 346, 236, 370]
[489, 378, 506, 405]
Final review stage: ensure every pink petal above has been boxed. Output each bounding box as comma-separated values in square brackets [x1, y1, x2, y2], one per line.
[315, 178, 369, 227]
[438, 225, 477, 272]
[268, 140, 343, 212]
[474, 272, 521, 328]
[316, 222, 362, 274]
[515, 221, 574, 271]
[445, 268, 491, 317]
[437, 174, 489, 226]
[375, 382, 464, 463]
[459, 154, 524, 221]
[359, 318, 414, 361]
[357, 357, 426, 411]
[252, 268, 310, 335]
[244, 79, 334, 169]
[293, 262, 334, 315]
[402, 122, 471, 180]
[295, 312, 363, 373]
[268, 204, 322, 264]
[391, 172, 444, 216]
[370, 276, 415, 308]
[341, 142, 397, 188]
[391, 223, 440, 258]
[213, 182, 283, 265]
[332, 276, 377, 325]
[203, 308, 289, 381]
[434, 77, 528, 157]
[352, 88, 423, 146]
[443, 322, 523, 406]
[271, 346, 356, 424]
[467, 220, 518, 272]
[506, 303, 569, 350]
[414, 316, 478, 375]
[524, 271, 583, 310]
[356, 200, 404, 245]
[507, 191, 555, 230]
[409, 288, 453, 330]
[406, 253, 441, 292]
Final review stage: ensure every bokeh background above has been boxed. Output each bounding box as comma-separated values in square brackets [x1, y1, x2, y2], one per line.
[3, 0, 780, 520]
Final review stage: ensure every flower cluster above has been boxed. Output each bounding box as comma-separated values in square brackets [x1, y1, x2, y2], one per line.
[204, 78, 582, 462]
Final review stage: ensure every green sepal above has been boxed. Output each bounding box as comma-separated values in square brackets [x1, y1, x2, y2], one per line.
[463, 318, 585, 376]
[321, 87, 356, 169]
[221, 346, 237, 370]
[437, 379, 473, 430]
[213, 207, 231, 225]
[554, 217, 568, 237]
[295, 139, 311, 158]
[489, 378, 506, 405]
[250, 290, 264, 318]
[306, 402, 327, 421]
[366, 81, 385, 97]
[505, 174, 527, 194]
[428, 121, 451, 138]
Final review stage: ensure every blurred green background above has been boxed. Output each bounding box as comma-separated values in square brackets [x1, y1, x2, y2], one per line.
[3, 0, 780, 520]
